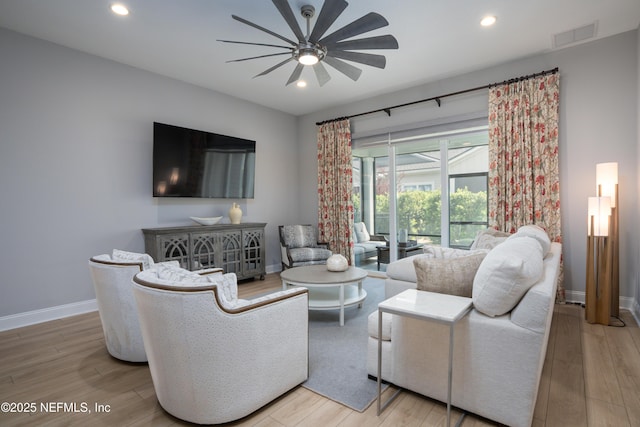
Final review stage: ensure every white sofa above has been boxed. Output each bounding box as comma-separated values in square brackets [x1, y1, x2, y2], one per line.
[367, 230, 561, 427]
[132, 264, 309, 424]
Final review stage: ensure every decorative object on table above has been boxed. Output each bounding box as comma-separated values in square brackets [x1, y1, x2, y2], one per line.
[326, 253, 348, 272]
[586, 162, 621, 326]
[189, 216, 223, 226]
[228, 203, 242, 224]
[398, 229, 408, 244]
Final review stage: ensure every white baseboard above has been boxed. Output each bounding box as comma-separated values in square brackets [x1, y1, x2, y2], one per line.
[0, 299, 97, 332]
[1, 267, 283, 332]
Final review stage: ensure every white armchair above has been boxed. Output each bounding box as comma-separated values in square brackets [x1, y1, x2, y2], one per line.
[88, 251, 163, 362]
[132, 267, 309, 424]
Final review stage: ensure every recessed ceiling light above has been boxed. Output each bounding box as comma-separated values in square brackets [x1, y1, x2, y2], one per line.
[110, 3, 130, 16]
[296, 80, 308, 88]
[480, 15, 497, 27]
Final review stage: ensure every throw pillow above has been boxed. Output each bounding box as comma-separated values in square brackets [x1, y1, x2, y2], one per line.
[472, 236, 544, 317]
[507, 224, 552, 256]
[413, 252, 487, 297]
[469, 228, 511, 251]
[112, 249, 155, 270]
[154, 263, 210, 284]
[207, 272, 240, 309]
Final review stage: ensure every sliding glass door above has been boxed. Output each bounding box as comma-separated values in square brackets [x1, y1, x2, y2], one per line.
[352, 125, 488, 264]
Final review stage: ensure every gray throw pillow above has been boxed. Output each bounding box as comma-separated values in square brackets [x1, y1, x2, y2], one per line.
[413, 252, 487, 297]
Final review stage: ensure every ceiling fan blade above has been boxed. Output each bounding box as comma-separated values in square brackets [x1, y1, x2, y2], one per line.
[313, 62, 331, 86]
[286, 63, 305, 86]
[254, 57, 295, 77]
[320, 12, 389, 46]
[217, 39, 294, 50]
[272, 0, 306, 43]
[325, 34, 399, 51]
[326, 50, 387, 68]
[232, 14, 297, 46]
[308, 0, 348, 44]
[227, 52, 292, 63]
[323, 56, 362, 81]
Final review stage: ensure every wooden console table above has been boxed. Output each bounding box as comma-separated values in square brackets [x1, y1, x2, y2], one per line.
[142, 223, 266, 280]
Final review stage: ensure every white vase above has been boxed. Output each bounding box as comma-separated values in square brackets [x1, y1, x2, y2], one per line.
[326, 254, 348, 272]
[228, 203, 242, 224]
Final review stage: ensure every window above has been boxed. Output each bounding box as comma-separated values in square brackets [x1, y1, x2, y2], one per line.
[353, 125, 488, 254]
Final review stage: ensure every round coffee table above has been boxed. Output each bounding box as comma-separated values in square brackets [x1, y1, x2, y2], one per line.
[280, 265, 368, 326]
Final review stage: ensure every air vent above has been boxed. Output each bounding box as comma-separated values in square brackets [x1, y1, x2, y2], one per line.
[553, 22, 597, 48]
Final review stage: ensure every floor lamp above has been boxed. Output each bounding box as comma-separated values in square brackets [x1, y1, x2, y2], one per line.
[585, 196, 611, 325]
[596, 162, 619, 319]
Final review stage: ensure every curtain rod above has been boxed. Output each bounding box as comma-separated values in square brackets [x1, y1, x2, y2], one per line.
[316, 67, 559, 126]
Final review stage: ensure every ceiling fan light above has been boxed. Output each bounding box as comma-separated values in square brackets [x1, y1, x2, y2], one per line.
[480, 15, 497, 27]
[110, 3, 130, 16]
[298, 51, 319, 65]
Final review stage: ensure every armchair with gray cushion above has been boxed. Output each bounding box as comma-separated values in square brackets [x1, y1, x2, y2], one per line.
[132, 265, 308, 424]
[279, 224, 332, 269]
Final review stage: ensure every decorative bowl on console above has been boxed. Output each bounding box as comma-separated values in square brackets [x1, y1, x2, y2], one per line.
[189, 216, 223, 226]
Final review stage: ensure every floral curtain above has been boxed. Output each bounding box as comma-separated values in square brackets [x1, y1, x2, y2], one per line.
[317, 119, 355, 264]
[488, 72, 564, 300]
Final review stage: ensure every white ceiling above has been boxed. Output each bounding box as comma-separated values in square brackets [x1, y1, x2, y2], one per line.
[1, 0, 639, 116]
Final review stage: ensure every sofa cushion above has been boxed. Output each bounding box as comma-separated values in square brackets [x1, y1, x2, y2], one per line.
[472, 236, 544, 317]
[354, 222, 371, 243]
[422, 245, 487, 258]
[469, 228, 510, 251]
[508, 224, 552, 256]
[288, 247, 332, 262]
[281, 225, 318, 248]
[356, 241, 385, 253]
[386, 255, 421, 282]
[413, 252, 487, 297]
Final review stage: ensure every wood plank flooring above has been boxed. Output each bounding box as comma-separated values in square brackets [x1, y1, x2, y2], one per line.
[1, 273, 639, 426]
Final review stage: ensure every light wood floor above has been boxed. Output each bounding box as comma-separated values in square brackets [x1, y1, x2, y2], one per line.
[1, 273, 639, 426]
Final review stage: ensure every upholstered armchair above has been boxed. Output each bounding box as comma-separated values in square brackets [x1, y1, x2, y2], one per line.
[279, 224, 332, 269]
[88, 250, 176, 362]
[132, 266, 309, 425]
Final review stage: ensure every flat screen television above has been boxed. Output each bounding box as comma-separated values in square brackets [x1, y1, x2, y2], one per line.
[153, 122, 256, 198]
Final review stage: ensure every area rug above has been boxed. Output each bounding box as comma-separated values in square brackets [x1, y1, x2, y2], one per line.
[303, 276, 388, 412]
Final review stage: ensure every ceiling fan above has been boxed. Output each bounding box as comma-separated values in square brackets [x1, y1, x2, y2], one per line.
[218, 0, 399, 86]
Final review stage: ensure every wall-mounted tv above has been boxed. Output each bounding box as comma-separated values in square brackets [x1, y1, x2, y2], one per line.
[153, 122, 256, 198]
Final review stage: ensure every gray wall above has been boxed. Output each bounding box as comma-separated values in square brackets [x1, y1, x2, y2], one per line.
[2, 26, 638, 322]
[637, 27, 640, 312]
[299, 30, 639, 307]
[0, 28, 300, 318]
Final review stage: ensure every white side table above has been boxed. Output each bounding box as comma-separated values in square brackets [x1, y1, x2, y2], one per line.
[377, 289, 472, 426]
